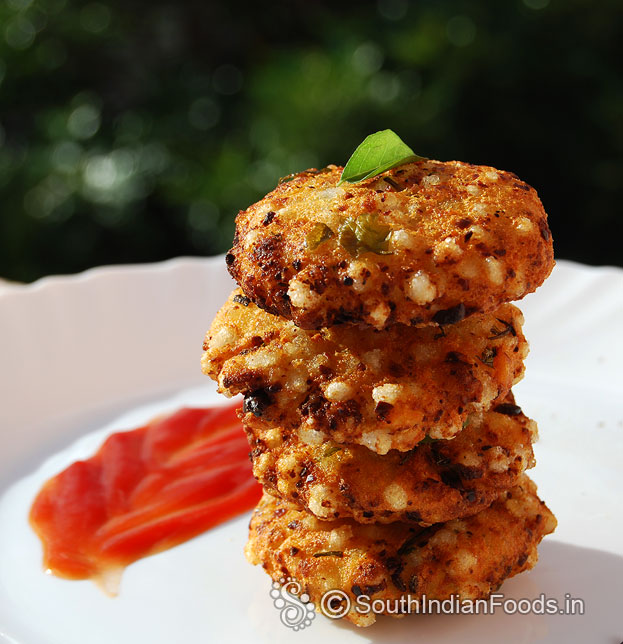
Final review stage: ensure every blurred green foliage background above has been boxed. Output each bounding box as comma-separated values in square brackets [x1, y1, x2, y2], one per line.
[1, 0, 621, 282]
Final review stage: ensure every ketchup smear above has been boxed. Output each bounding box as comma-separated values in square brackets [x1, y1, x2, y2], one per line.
[29, 403, 261, 591]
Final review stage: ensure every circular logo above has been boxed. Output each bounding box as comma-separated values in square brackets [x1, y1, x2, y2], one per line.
[270, 577, 316, 631]
[320, 589, 351, 619]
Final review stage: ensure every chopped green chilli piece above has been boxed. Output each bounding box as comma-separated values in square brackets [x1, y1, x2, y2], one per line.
[323, 445, 343, 458]
[306, 223, 334, 250]
[337, 213, 392, 257]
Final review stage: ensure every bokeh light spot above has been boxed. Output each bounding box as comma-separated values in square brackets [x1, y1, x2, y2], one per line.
[84, 155, 118, 191]
[4, 17, 36, 50]
[24, 176, 72, 221]
[367, 72, 401, 103]
[188, 98, 220, 130]
[7, 0, 34, 11]
[352, 42, 384, 75]
[446, 15, 476, 47]
[377, 0, 408, 21]
[249, 159, 280, 192]
[213, 64, 243, 95]
[249, 118, 280, 150]
[114, 112, 147, 143]
[80, 3, 112, 33]
[67, 104, 101, 140]
[51, 141, 83, 172]
[35, 39, 67, 70]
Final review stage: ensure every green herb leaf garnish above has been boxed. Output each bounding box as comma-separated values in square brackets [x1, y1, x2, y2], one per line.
[397, 533, 419, 556]
[338, 129, 423, 185]
[487, 318, 516, 340]
[478, 347, 497, 368]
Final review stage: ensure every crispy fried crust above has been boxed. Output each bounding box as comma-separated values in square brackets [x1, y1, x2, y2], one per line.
[202, 289, 528, 452]
[227, 161, 554, 330]
[246, 393, 537, 525]
[245, 476, 556, 626]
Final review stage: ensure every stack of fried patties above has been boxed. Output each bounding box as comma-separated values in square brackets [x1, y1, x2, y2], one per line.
[202, 160, 557, 627]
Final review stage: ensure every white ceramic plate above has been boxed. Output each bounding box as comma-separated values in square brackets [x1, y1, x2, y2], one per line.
[1, 257, 622, 644]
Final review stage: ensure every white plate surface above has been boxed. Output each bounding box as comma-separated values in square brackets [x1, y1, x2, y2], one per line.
[0, 257, 622, 644]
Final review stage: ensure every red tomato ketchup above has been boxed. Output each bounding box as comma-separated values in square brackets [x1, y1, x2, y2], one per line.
[29, 403, 261, 590]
